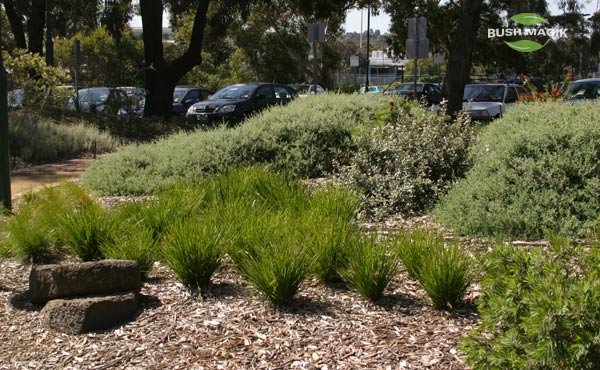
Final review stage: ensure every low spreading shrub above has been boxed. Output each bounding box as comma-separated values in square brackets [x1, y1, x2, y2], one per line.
[342, 233, 398, 301]
[81, 94, 386, 195]
[335, 105, 473, 220]
[435, 101, 600, 239]
[9, 114, 119, 164]
[461, 240, 600, 369]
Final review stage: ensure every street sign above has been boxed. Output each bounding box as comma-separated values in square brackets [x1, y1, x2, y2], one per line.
[434, 52, 445, 65]
[350, 55, 359, 67]
[407, 17, 427, 39]
[308, 23, 326, 43]
[406, 38, 429, 59]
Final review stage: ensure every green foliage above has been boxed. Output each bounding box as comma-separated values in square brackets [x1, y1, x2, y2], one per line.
[342, 232, 398, 301]
[162, 218, 226, 292]
[461, 240, 600, 369]
[101, 224, 157, 277]
[2, 183, 97, 262]
[394, 228, 474, 310]
[4, 49, 70, 114]
[435, 101, 600, 239]
[417, 242, 473, 310]
[9, 114, 119, 163]
[336, 104, 473, 220]
[82, 94, 385, 195]
[303, 186, 361, 283]
[394, 228, 443, 279]
[59, 202, 114, 261]
[54, 27, 144, 87]
[234, 212, 310, 306]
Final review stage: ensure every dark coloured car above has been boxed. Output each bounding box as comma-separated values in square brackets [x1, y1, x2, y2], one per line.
[566, 78, 600, 102]
[383, 82, 443, 105]
[172, 86, 213, 116]
[185, 83, 297, 126]
[70, 87, 131, 114]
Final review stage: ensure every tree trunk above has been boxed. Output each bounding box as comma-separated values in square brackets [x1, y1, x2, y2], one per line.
[27, 0, 46, 54]
[140, 0, 209, 117]
[4, 0, 27, 50]
[444, 0, 483, 119]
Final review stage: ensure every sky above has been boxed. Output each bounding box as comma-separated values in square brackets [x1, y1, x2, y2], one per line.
[342, 1, 600, 34]
[130, 2, 600, 33]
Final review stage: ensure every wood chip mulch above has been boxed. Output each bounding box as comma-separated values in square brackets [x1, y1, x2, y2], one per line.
[0, 256, 479, 370]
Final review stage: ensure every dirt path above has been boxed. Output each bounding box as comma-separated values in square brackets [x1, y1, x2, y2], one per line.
[9, 156, 97, 199]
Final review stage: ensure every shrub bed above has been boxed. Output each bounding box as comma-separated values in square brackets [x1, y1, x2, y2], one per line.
[435, 101, 600, 239]
[81, 94, 385, 195]
[335, 105, 473, 220]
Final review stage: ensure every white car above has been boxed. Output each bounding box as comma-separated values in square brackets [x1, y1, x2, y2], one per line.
[463, 83, 530, 121]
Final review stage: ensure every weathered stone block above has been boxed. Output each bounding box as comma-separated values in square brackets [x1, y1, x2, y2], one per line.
[41, 292, 139, 334]
[29, 260, 142, 304]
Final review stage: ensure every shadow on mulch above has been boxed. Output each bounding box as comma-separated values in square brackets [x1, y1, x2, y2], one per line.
[274, 296, 336, 317]
[139, 293, 163, 309]
[10, 290, 43, 312]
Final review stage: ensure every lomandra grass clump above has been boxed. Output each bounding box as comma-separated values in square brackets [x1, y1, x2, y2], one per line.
[342, 233, 398, 301]
[394, 228, 473, 310]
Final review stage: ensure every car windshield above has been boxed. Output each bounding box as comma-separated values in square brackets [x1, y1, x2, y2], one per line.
[463, 85, 505, 102]
[211, 85, 256, 100]
[396, 83, 424, 92]
[173, 89, 189, 103]
[78, 88, 109, 103]
[567, 82, 600, 99]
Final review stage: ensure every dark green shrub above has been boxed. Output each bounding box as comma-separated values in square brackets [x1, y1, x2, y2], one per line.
[342, 233, 398, 301]
[461, 240, 600, 369]
[435, 101, 600, 239]
[335, 105, 472, 220]
[81, 94, 386, 195]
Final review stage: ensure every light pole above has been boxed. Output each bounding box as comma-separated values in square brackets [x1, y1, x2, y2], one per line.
[0, 14, 12, 210]
[365, 4, 371, 93]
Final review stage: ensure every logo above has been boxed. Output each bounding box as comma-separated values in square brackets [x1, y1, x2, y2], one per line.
[487, 13, 568, 53]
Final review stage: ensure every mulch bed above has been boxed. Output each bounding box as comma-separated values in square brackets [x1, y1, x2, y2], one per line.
[0, 254, 479, 369]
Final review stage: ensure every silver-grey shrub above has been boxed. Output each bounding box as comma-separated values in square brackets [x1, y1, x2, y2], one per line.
[81, 94, 386, 195]
[335, 107, 473, 220]
[9, 114, 119, 163]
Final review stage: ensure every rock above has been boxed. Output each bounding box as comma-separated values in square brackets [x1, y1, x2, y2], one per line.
[41, 292, 139, 334]
[29, 260, 142, 304]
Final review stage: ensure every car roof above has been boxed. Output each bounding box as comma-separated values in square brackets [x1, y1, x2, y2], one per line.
[571, 78, 600, 83]
[465, 83, 522, 87]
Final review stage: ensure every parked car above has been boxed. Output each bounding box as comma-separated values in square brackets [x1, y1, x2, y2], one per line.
[69, 87, 131, 114]
[463, 83, 530, 121]
[383, 82, 443, 105]
[566, 78, 600, 102]
[290, 83, 325, 97]
[358, 85, 382, 94]
[186, 83, 297, 126]
[172, 86, 213, 116]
